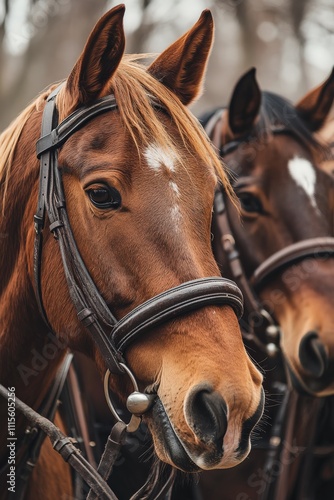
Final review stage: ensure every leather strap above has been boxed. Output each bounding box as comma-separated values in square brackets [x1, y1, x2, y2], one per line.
[86, 422, 127, 500]
[213, 189, 264, 319]
[65, 364, 98, 468]
[34, 85, 61, 229]
[34, 89, 123, 374]
[113, 277, 243, 353]
[36, 95, 118, 159]
[252, 237, 334, 288]
[204, 111, 277, 344]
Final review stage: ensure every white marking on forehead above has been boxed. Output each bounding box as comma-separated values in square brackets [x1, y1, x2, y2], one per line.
[169, 181, 180, 197]
[288, 156, 318, 210]
[144, 143, 182, 228]
[170, 205, 181, 223]
[144, 143, 177, 173]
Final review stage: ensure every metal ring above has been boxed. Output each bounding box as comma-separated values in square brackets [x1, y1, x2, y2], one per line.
[104, 363, 141, 433]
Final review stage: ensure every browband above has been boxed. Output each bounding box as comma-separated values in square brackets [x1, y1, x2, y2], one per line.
[36, 95, 118, 158]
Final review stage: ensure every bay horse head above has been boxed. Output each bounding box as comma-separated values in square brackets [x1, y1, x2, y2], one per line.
[0, 5, 264, 489]
[318, 113, 334, 177]
[209, 67, 334, 397]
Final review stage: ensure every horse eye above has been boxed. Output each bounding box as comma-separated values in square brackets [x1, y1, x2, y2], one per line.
[238, 192, 263, 214]
[87, 186, 121, 209]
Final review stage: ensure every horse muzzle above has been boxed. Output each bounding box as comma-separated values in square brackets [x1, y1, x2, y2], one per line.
[148, 387, 265, 472]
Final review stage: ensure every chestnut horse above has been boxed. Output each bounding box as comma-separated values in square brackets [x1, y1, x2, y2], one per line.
[195, 68, 334, 500]
[0, 5, 264, 499]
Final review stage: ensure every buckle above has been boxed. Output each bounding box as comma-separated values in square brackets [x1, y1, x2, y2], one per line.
[34, 215, 44, 234]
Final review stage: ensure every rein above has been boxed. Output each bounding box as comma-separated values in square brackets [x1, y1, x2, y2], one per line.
[0, 383, 118, 500]
[0, 87, 245, 498]
[0, 354, 73, 500]
[213, 188, 280, 355]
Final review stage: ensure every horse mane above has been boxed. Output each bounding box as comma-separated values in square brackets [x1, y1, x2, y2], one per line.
[0, 85, 60, 212]
[257, 91, 328, 157]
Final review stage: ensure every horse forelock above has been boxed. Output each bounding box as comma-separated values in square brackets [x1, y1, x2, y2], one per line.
[56, 54, 234, 198]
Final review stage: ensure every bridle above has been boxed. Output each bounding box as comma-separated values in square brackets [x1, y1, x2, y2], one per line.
[205, 109, 334, 356]
[34, 82, 243, 389]
[0, 85, 245, 498]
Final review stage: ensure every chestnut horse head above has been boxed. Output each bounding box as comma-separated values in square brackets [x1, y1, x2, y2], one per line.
[0, 6, 264, 493]
[207, 67, 334, 397]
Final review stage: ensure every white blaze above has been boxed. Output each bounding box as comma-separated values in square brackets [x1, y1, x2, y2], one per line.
[288, 156, 318, 210]
[144, 144, 182, 224]
[169, 181, 180, 197]
[144, 143, 177, 173]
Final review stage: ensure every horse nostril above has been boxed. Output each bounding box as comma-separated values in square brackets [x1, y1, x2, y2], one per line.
[186, 386, 228, 446]
[299, 331, 329, 378]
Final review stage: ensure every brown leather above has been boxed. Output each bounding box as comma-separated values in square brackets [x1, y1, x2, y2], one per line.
[252, 237, 334, 288]
[87, 422, 127, 500]
[112, 277, 243, 352]
[206, 112, 279, 350]
[67, 364, 97, 468]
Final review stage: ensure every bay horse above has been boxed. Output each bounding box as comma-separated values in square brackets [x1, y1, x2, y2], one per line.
[0, 5, 264, 499]
[205, 67, 334, 397]
[195, 68, 334, 500]
[318, 116, 334, 176]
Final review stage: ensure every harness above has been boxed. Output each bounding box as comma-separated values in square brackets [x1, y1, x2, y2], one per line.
[0, 87, 244, 498]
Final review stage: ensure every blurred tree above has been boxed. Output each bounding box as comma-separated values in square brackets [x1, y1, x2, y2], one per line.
[0, 0, 333, 131]
[125, 0, 153, 52]
[0, 0, 9, 96]
[0, 0, 108, 129]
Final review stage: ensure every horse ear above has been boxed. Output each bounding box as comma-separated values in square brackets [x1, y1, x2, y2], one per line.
[228, 68, 261, 136]
[296, 67, 334, 132]
[65, 4, 125, 111]
[148, 10, 213, 105]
